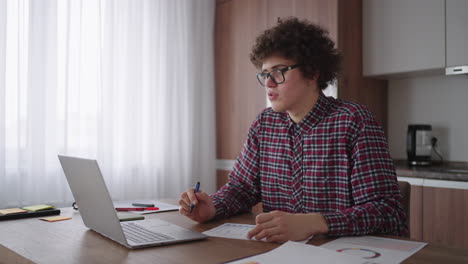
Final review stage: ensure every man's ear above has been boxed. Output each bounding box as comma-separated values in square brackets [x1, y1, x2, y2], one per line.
[307, 72, 319, 87]
[312, 72, 320, 81]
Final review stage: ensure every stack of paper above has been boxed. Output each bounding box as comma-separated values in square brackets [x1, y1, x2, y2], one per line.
[0, 208, 27, 215]
[22, 204, 54, 211]
[0, 205, 55, 215]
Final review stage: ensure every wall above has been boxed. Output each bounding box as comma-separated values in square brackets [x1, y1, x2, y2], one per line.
[215, 0, 388, 190]
[388, 74, 468, 162]
[214, 0, 339, 178]
[215, 0, 339, 163]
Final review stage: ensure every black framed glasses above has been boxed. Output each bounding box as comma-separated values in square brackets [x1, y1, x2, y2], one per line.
[256, 64, 301, 86]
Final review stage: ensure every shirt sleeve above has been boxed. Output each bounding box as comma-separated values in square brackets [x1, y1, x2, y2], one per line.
[321, 113, 408, 236]
[210, 117, 262, 219]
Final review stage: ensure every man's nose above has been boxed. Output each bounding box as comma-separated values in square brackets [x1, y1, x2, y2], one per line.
[265, 76, 277, 88]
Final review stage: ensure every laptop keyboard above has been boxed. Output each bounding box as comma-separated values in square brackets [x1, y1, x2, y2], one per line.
[122, 222, 175, 243]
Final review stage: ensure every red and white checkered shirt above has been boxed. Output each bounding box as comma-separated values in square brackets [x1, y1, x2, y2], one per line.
[212, 92, 407, 236]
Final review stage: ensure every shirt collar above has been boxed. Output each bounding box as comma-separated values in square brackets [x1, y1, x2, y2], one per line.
[282, 91, 333, 133]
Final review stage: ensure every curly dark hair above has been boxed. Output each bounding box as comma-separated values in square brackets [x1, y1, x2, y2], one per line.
[250, 17, 341, 90]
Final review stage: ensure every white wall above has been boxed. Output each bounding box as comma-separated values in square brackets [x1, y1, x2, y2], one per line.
[388, 74, 468, 162]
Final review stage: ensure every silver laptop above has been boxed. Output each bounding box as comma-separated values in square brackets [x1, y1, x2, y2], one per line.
[58, 155, 207, 249]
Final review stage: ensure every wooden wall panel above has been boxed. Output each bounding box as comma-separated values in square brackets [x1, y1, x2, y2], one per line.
[215, 0, 268, 160]
[215, 0, 389, 189]
[337, 0, 388, 134]
[216, 170, 230, 189]
[215, 0, 339, 161]
[266, 0, 338, 41]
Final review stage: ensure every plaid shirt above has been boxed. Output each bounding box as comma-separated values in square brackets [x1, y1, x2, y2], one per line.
[212, 92, 407, 236]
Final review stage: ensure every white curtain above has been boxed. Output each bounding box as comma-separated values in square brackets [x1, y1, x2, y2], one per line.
[0, 0, 216, 208]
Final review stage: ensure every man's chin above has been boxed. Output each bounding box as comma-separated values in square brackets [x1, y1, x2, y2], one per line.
[270, 105, 286, 112]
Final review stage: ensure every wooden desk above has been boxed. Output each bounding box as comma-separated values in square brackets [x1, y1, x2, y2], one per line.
[1, 207, 468, 264]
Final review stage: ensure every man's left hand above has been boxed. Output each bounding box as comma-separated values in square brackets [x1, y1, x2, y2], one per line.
[246, 211, 328, 243]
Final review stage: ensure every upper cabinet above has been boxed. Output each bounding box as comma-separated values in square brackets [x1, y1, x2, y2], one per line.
[446, 0, 468, 74]
[363, 0, 445, 77]
[363, 0, 468, 78]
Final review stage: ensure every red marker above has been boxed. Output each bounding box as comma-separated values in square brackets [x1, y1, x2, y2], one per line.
[115, 207, 159, 211]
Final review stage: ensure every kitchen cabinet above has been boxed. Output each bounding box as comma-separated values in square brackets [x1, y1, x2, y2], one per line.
[399, 176, 468, 249]
[363, 0, 468, 77]
[422, 184, 468, 249]
[446, 0, 468, 73]
[363, 0, 445, 77]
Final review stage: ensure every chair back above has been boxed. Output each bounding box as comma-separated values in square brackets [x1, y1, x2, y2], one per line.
[398, 181, 411, 236]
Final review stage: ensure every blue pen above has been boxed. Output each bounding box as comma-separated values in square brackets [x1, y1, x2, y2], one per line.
[189, 181, 200, 213]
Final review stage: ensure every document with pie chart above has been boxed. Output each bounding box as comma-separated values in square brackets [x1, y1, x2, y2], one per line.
[320, 236, 427, 263]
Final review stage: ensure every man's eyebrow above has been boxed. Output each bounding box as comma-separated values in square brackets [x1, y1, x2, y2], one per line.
[261, 64, 288, 73]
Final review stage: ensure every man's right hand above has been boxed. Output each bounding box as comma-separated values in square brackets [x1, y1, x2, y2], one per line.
[178, 188, 216, 223]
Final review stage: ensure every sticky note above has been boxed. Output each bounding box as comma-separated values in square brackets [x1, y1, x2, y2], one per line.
[23, 205, 54, 211]
[40, 216, 72, 222]
[0, 208, 27, 215]
[117, 212, 145, 222]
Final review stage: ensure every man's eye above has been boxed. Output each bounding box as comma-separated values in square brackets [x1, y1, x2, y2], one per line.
[271, 70, 281, 77]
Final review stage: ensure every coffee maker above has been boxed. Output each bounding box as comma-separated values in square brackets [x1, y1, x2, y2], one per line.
[407, 124, 432, 166]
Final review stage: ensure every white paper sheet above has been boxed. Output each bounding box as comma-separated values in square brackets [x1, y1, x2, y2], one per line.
[203, 223, 254, 240]
[203, 223, 312, 243]
[226, 241, 365, 264]
[320, 236, 427, 264]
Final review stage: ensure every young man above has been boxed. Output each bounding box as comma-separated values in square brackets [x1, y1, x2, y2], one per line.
[179, 18, 407, 243]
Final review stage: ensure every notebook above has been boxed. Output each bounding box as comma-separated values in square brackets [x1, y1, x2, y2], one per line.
[58, 155, 207, 249]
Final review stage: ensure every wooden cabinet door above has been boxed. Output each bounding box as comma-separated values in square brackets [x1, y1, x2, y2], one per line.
[363, 0, 445, 76]
[422, 186, 468, 249]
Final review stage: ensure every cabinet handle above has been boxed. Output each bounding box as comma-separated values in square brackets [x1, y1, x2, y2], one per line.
[445, 66, 468, 75]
